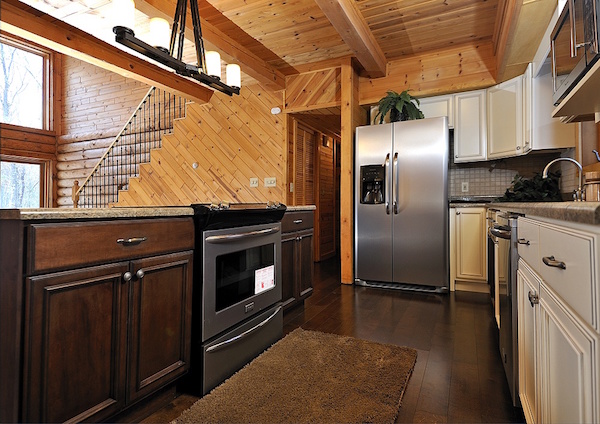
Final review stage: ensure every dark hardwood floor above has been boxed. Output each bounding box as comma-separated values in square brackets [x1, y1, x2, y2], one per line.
[143, 257, 525, 423]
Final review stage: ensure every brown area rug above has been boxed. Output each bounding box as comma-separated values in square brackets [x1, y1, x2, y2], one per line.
[173, 328, 418, 423]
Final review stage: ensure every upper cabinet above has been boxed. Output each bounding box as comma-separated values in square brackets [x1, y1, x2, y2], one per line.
[487, 75, 524, 159]
[419, 94, 454, 128]
[450, 64, 575, 163]
[454, 90, 487, 162]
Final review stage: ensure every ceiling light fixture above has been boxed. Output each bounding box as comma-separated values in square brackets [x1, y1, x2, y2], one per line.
[113, 0, 240, 96]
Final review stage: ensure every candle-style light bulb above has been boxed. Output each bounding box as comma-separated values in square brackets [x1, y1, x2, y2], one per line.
[148, 17, 170, 51]
[226, 64, 241, 88]
[206, 51, 221, 79]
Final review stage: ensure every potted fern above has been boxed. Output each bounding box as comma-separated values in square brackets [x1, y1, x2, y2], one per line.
[374, 90, 424, 124]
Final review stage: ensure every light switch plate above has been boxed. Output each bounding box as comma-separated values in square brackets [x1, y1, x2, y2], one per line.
[250, 177, 259, 188]
[461, 182, 469, 193]
[264, 177, 276, 187]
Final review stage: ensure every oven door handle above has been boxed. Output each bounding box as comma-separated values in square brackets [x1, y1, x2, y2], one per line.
[205, 305, 282, 353]
[205, 227, 280, 243]
[490, 226, 511, 240]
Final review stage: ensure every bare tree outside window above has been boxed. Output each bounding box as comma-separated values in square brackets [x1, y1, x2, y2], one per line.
[0, 41, 44, 129]
[0, 161, 41, 208]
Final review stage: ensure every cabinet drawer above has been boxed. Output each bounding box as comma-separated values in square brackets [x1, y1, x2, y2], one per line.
[517, 218, 540, 273]
[538, 224, 596, 329]
[28, 217, 194, 274]
[281, 210, 314, 233]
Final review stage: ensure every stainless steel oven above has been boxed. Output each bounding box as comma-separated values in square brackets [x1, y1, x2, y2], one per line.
[551, 0, 600, 105]
[201, 222, 282, 341]
[188, 203, 285, 395]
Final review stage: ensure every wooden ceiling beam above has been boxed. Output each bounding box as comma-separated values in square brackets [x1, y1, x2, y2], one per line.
[139, 0, 287, 91]
[0, 0, 214, 104]
[493, 0, 522, 81]
[314, 0, 387, 78]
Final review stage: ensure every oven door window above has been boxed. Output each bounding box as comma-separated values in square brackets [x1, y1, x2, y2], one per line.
[215, 244, 275, 311]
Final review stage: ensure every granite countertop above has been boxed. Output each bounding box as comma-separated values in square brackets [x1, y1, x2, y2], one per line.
[491, 201, 600, 226]
[0, 207, 195, 221]
[286, 205, 316, 211]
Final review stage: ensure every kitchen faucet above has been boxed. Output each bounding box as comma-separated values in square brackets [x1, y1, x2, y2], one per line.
[542, 157, 584, 201]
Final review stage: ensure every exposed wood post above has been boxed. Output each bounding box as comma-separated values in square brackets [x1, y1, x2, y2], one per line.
[339, 58, 366, 284]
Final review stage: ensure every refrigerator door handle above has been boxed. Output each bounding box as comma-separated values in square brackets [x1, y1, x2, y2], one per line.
[385, 153, 391, 214]
[393, 152, 399, 214]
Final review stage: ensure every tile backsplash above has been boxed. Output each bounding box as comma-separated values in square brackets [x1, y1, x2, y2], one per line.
[448, 137, 572, 198]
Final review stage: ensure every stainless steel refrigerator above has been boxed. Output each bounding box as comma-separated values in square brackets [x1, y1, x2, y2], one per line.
[354, 117, 449, 291]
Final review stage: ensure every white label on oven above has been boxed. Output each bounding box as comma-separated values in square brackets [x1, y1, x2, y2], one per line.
[255, 265, 275, 294]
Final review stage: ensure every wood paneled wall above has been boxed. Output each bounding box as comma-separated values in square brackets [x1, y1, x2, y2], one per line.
[360, 42, 497, 105]
[284, 68, 341, 112]
[116, 86, 286, 206]
[57, 56, 150, 207]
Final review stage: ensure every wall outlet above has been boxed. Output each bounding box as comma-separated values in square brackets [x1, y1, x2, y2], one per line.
[461, 182, 469, 193]
[289, 182, 294, 192]
[249, 177, 259, 188]
[264, 177, 276, 187]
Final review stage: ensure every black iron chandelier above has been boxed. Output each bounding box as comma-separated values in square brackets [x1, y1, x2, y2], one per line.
[113, 0, 240, 96]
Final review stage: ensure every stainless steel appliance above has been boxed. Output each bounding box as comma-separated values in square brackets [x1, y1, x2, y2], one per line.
[487, 208, 500, 328]
[490, 212, 520, 407]
[354, 117, 449, 291]
[189, 203, 285, 395]
[551, 0, 600, 105]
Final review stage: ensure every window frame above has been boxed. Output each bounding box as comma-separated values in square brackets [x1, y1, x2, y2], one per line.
[0, 154, 51, 208]
[0, 32, 54, 132]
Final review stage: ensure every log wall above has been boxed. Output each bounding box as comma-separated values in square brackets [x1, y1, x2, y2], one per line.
[116, 86, 286, 206]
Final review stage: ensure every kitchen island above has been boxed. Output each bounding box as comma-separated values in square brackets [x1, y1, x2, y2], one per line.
[0, 207, 195, 423]
[490, 201, 600, 424]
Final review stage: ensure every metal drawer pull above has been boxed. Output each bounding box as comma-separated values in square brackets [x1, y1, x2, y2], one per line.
[487, 227, 498, 244]
[490, 226, 511, 239]
[206, 227, 279, 243]
[528, 291, 539, 307]
[293, 219, 303, 224]
[517, 238, 530, 245]
[117, 237, 147, 246]
[543, 256, 566, 270]
[206, 305, 282, 353]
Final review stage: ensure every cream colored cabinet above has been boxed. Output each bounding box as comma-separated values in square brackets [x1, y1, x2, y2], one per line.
[539, 283, 597, 424]
[518, 260, 540, 424]
[522, 63, 576, 154]
[453, 90, 487, 163]
[487, 75, 524, 159]
[419, 94, 454, 128]
[450, 207, 487, 291]
[516, 216, 600, 424]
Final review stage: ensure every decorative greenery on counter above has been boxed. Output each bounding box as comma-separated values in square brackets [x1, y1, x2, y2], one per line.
[496, 171, 563, 202]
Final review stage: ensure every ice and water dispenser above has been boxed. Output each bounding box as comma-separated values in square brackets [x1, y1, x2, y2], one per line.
[359, 165, 385, 204]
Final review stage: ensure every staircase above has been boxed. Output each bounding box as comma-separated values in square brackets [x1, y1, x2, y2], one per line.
[75, 87, 188, 208]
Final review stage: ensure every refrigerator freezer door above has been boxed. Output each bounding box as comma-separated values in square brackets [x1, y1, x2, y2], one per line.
[392, 117, 448, 287]
[355, 124, 394, 283]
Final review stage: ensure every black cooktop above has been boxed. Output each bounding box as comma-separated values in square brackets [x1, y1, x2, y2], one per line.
[191, 202, 287, 230]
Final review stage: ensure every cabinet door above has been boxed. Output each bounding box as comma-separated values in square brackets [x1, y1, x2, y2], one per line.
[488, 75, 523, 159]
[539, 285, 598, 424]
[281, 233, 298, 309]
[128, 251, 193, 403]
[454, 208, 487, 281]
[23, 263, 129, 423]
[419, 94, 454, 127]
[298, 229, 314, 300]
[518, 263, 541, 424]
[454, 90, 487, 162]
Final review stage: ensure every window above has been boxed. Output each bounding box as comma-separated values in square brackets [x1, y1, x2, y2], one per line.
[0, 157, 48, 208]
[0, 36, 48, 129]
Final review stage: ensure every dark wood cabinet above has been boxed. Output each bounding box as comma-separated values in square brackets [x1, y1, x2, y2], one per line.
[281, 210, 314, 311]
[17, 218, 194, 423]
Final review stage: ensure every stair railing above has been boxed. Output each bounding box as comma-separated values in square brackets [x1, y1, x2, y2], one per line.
[74, 87, 187, 208]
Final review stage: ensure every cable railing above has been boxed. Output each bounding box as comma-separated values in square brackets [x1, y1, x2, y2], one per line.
[75, 87, 187, 208]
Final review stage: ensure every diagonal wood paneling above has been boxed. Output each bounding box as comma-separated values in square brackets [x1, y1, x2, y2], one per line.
[116, 85, 286, 206]
[284, 68, 341, 112]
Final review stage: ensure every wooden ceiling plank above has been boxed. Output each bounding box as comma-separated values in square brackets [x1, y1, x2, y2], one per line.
[0, 0, 214, 104]
[138, 0, 287, 91]
[314, 0, 387, 78]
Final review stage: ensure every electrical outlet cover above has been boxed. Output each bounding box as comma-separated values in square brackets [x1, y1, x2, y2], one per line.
[250, 178, 259, 187]
[264, 177, 276, 187]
